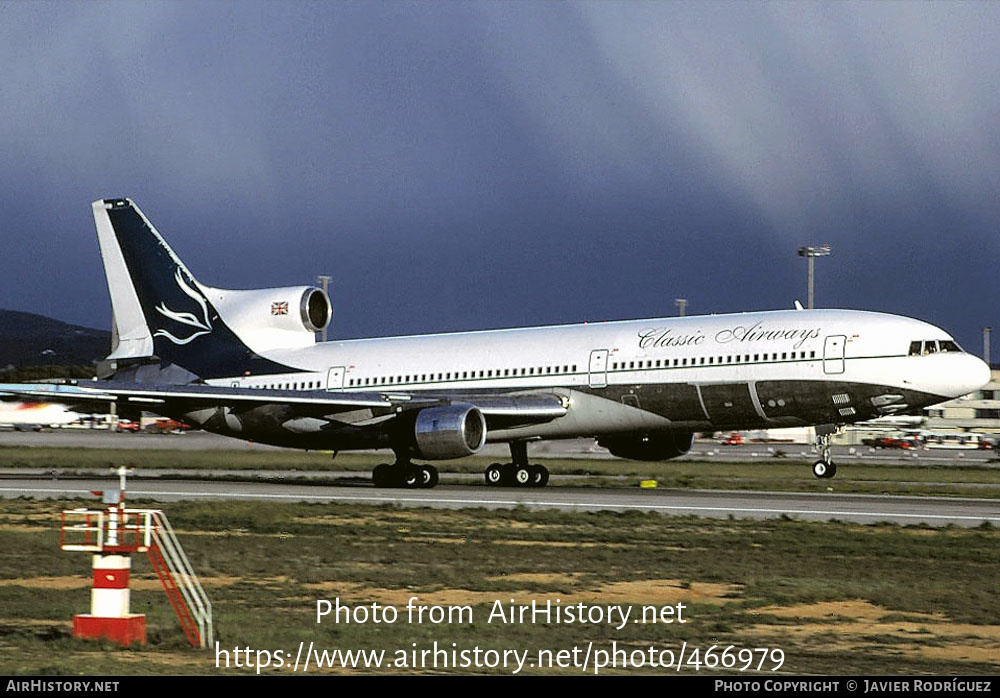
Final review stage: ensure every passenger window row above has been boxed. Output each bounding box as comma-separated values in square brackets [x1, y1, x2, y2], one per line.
[346, 364, 580, 388]
[248, 380, 322, 391]
[611, 351, 816, 370]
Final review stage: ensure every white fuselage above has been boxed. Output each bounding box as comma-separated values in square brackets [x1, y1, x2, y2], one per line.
[211, 308, 974, 396]
[205, 307, 988, 440]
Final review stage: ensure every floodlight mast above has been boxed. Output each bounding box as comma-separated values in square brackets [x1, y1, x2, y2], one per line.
[797, 245, 831, 309]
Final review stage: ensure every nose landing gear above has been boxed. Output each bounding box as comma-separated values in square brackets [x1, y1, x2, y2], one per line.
[811, 459, 837, 479]
[811, 426, 839, 479]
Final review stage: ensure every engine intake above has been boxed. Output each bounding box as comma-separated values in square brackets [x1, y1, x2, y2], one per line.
[414, 404, 487, 460]
[301, 287, 332, 332]
[598, 432, 694, 461]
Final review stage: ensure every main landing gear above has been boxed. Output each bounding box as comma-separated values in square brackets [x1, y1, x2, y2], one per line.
[811, 428, 838, 479]
[371, 458, 439, 489]
[370, 443, 550, 489]
[483, 442, 550, 488]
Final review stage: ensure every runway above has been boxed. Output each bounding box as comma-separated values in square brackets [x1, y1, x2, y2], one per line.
[2, 429, 998, 466]
[2, 476, 998, 527]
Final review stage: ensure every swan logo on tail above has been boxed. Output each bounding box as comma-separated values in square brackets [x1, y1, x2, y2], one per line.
[153, 269, 213, 345]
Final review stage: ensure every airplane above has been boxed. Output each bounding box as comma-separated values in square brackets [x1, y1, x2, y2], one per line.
[0, 401, 79, 431]
[0, 198, 989, 488]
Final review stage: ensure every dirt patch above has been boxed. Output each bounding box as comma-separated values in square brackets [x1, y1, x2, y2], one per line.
[908, 645, 1000, 664]
[0, 576, 89, 590]
[486, 572, 580, 585]
[750, 599, 1000, 666]
[0, 512, 57, 522]
[174, 530, 295, 538]
[303, 578, 738, 608]
[406, 536, 467, 545]
[0, 524, 49, 532]
[295, 516, 378, 526]
[756, 620, 1000, 642]
[491, 540, 637, 549]
[112, 651, 207, 668]
[0, 619, 72, 628]
[488, 539, 698, 551]
[758, 600, 940, 622]
[0, 575, 243, 590]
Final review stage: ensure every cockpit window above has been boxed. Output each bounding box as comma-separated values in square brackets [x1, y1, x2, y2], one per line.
[909, 339, 964, 356]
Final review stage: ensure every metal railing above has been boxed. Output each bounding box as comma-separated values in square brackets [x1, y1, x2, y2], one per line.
[145, 510, 213, 648]
[60, 507, 213, 648]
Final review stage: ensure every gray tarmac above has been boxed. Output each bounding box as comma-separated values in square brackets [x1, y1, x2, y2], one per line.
[1, 429, 998, 527]
[1, 476, 998, 527]
[2, 428, 998, 466]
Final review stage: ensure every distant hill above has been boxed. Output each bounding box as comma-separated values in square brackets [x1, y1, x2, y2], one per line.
[0, 310, 110, 368]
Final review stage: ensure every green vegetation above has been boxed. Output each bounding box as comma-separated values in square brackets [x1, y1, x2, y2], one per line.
[0, 497, 997, 675]
[1, 445, 999, 498]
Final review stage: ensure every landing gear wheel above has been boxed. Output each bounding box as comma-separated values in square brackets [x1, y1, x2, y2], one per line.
[812, 460, 837, 479]
[418, 464, 439, 489]
[513, 465, 533, 487]
[530, 464, 549, 487]
[372, 463, 393, 488]
[402, 465, 422, 488]
[485, 463, 504, 486]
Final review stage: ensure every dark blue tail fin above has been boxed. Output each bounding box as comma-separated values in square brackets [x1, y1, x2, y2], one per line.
[93, 198, 292, 380]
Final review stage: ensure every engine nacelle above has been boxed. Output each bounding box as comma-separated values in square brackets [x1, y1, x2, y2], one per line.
[414, 404, 487, 460]
[598, 432, 694, 461]
[201, 284, 332, 352]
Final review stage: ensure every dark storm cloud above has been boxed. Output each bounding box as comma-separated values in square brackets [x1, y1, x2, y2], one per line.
[0, 2, 998, 352]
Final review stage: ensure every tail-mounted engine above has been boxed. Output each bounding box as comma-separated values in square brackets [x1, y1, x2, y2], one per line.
[201, 285, 332, 352]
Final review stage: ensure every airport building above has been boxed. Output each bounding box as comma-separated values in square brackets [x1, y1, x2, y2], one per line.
[830, 365, 1000, 446]
[921, 365, 1000, 432]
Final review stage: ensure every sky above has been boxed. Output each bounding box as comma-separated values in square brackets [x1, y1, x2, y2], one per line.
[1, 2, 999, 354]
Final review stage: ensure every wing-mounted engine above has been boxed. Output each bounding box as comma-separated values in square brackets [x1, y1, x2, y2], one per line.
[200, 285, 332, 352]
[413, 403, 487, 460]
[598, 431, 694, 461]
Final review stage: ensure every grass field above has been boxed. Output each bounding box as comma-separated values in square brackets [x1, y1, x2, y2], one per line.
[0, 494, 997, 675]
[2, 445, 1000, 498]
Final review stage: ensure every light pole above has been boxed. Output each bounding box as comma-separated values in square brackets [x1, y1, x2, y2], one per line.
[316, 275, 331, 342]
[797, 245, 831, 309]
[674, 298, 688, 317]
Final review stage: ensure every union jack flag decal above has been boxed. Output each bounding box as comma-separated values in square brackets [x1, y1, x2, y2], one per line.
[271, 301, 289, 316]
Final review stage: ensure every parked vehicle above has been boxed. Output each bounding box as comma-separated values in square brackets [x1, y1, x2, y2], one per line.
[921, 432, 986, 449]
[863, 435, 920, 450]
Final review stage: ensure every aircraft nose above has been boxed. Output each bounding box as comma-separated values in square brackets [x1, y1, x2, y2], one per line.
[947, 354, 992, 398]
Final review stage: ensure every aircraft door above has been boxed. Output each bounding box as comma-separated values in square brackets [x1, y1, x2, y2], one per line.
[326, 366, 345, 390]
[823, 335, 846, 374]
[588, 349, 609, 388]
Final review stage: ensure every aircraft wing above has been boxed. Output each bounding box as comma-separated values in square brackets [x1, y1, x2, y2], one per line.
[0, 382, 568, 427]
[0, 381, 417, 414]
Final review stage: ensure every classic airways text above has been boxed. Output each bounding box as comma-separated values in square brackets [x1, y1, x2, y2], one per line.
[637, 321, 823, 351]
